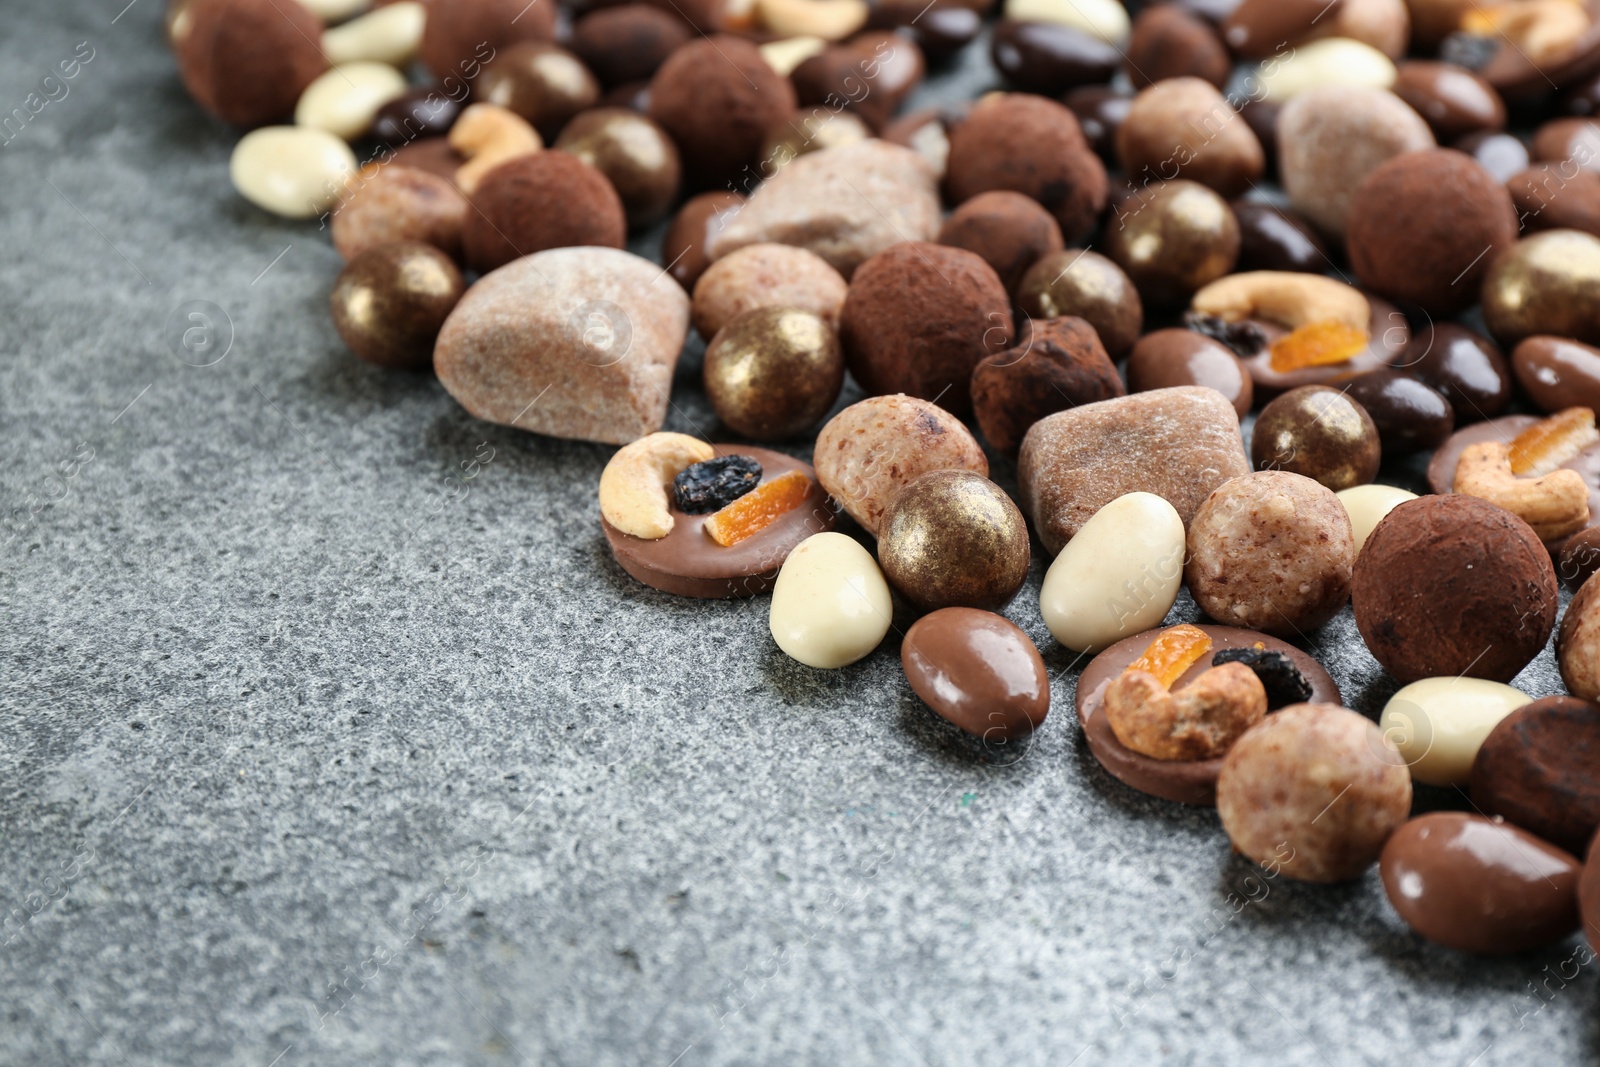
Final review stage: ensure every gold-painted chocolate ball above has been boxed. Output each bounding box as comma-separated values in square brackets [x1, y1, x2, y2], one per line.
[877, 470, 1030, 613]
[555, 108, 682, 228]
[759, 110, 872, 173]
[1017, 249, 1144, 357]
[1104, 179, 1239, 308]
[703, 307, 844, 440]
[329, 241, 465, 371]
[1252, 385, 1381, 491]
[1481, 229, 1600, 348]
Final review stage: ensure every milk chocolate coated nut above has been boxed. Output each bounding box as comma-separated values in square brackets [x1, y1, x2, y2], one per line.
[331, 166, 467, 262]
[903, 609, 1050, 741]
[555, 108, 681, 228]
[1117, 78, 1265, 198]
[1513, 336, 1600, 414]
[938, 191, 1065, 296]
[692, 243, 847, 339]
[1346, 149, 1518, 316]
[1508, 164, 1600, 237]
[331, 241, 465, 371]
[1251, 385, 1381, 490]
[813, 395, 987, 536]
[1561, 526, 1600, 586]
[662, 192, 744, 291]
[1126, 5, 1230, 88]
[648, 35, 796, 189]
[703, 307, 844, 440]
[420, 0, 557, 81]
[1126, 329, 1252, 418]
[1353, 494, 1558, 683]
[1106, 180, 1239, 307]
[1016, 250, 1142, 357]
[1395, 322, 1510, 421]
[1584, 839, 1600, 950]
[1380, 813, 1581, 954]
[878, 470, 1031, 612]
[1470, 696, 1600, 855]
[1221, 0, 1337, 58]
[462, 151, 626, 272]
[176, 0, 328, 127]
[971, 317, 1127, 456]
[1392, 61, 1506, 140]
[1560, 570, 1600, 701]
[839, 243, 1012, 416]
[570, 5, 692, 87]
[1218, 704, 1412, 883]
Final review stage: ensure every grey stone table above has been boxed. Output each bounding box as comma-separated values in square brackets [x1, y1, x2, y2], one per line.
[1, 3, 1594, 1065]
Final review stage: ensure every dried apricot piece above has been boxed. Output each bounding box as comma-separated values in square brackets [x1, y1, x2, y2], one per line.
[705, 469, 811, 546]
[1123, 624, 1214, 689]
[1267, 320, 1370, 373]
[1508, 407, 1598, 476]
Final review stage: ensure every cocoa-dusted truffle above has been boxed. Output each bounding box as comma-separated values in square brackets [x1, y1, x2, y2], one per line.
[1352, 494, 1558, 684]
[1346, 149, 1519, 316]
[462, 152, 627, 272]
[839, 242, 1011, 417]
[944, 93, 1109, 243]
[570, 4, 692, 88]
[419, 0, 557, 82]
[937, 191, 1064, 296]
[971, 317, 1126, 456]
[1125, 4, 1230, 89]
[648, 36, 796, 189]
[174, 0, 327, 127]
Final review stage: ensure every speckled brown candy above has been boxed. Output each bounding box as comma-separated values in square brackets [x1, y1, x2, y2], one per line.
[971, 317, 1126, 456]
[1470, 696, 1600, 855]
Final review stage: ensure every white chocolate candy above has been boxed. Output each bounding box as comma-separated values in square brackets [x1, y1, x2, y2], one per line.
[230, 126, 357, 219]
[1004, 0, 1130, 43]
[322, 1, 426, 67]
[295, 62, 408, 141]
[299, 0, 372, 21]
[770, 532, 892, 668]
[1337, 484, 1417, 554]
[1379, 677, 1532, 786]
[1040, 492, 1184, 653]
[1254, 38, 1397, 103]
[758, 35, 828, 76]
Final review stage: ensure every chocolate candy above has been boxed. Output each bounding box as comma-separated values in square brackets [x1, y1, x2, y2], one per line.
[1426, 415, 1600, 542]
[1513, 336, 1600, 414]
[1040, 492, 1184, 653]
[175, 0, 328, 127]
[989, 19, 1121, 95]
[461, 151, 627, 273]
[1016, 249, 1142, 358]
[330, 241, 465, 371]
[878, 471, 1030, 612]
[554, 108, 681, 228]
[1393, 322, 1510, 422]
[902, 608, 1049, 741]
[475, 42, 599, 141]
[1117, 79, 1264, 199]
[1560, 566, 1600, 701]
[1125, 4, 1229, 89]
[971, 317, 1126, 456]
[770, 532, 891, 668]
[1237, 291, 1406, 395]
[1380, 813, 1582, 954]
[758, 111, 872, 173]
[648, 36, 796, 189]
[792, 34, 925, 132]
[419, 0, 558, 81]
[661, 192, 744, 291]
[1508, 163, 1600, 236]
[1561, 525, 1600, 585]
[1338, 369, 1454, 454]
[1470, 696, 1600, 855]
[702, 307, 844, 441]
[1063, 86, 1131, 165]
[1219, 0, 1329, 58]
[1481, 230, 1600, 349]
[1230, 200, 1327, 274]
[1584, 836, 1600, 950]
[1126, 329, 1251, 418]
[691, 243, 847, 340]
[1076, 625, 1340, 805]
[604, 445, 834, 598]
[230, 127, 356, 220]
[332, 167, 468, 262]
[1352, 494, 1558, 683]
[869, 0, 982, 57]
[373, 88, 463, 145]
[1454, 130, 1531, 183]
[569, 4, 691, 88]
[1105, 180, 1239, 308]
[1337, 484, 1416, 553]
[1252, 386, 1381, 490]
[938, 191, 1065, 297]
[1379, 677, 1532, 787]
[1392, 60, 1506, 141]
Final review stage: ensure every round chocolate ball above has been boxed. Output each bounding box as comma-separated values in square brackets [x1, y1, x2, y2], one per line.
[1126, 328, 1251, 417]
[175, 0, 327, 127]
[1346, 149, 1518, 317]
[937, 190, 1065, 296]
[1353, 494, 1558, 683]
[1482, 230, 1600, 349]
[461, 151, 627, 273]
[661, 191, 744, 291]
[1104, 180, 1238, 307]
[330, 241, 465, 370]
[1395, 322, 1511, 421]
[877, 470, 1030, 613]
[1339, 369, 1454, 454]
[554, 108, 680, 227]
[475, 41, 599, 141]
[1016, 249, 1142, 357]
[648, 35, 796, 189]
[944, 93, 1109, 243]
[1252, 385, 1381, 491]
[839, 242, 1012, 417]
[569, 4, 692, 88]
[419, 0, 557, 82]
[703, 308, 844, 440]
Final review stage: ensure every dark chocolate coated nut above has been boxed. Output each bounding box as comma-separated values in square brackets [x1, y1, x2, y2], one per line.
[1453, 130, 1530, 183]
[1251, 386, 1380, 490]
[569, 4, 691, 88]
[649, 35, 795, 189]
[554, 107, 681, 228]
[1561, 526, 1600, 586]
[373, 89, 464, 146]
[1337, 369, 1453, 454]
[1380, 813, 1581, 955]
[867, 0, 981, 57]
[971, 316, 1127, 456]
[902, 608, 1049, 742]
[661, 192, 743, 291]
[1508, 163, 1600, 237]
[792, 33, 924, 131]
[989, 19, 1121, 95]
[1585, 834, 1600, 950]
[1016, 249, 1142, 357]
[1220, 0, 1341, 58]
[877, 470, 1030, 612]
[601, 81, 651, 112]
[1482, 230, 1600, 349]
[1231, 200, 1326, 274]
[1393, 322, 1510, 422]
[1126, 328, 1251, 418]
[938, 190, 1065, 296]
[1563, 68, 1600, 116]
[1105, 179, 1238, 308]
[330, 241, 465, 371]
[702, 307, 844, 440]
[1126, 4, 1231, 89]
[1236, 97, 1279, 169]
[1513, 335, 1600, 414]
[1470, 696, 1600, 856]
[1063, 86, 1131, 165]
[475, 41, 599, 141]
[420, 0, 557, 83]
[1392, 60, 1506, 141]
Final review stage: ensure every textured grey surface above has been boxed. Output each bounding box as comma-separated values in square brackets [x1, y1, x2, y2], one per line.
[1, 4, 1596, 1066]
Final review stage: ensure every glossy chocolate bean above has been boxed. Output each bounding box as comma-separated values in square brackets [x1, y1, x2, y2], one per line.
[661, 191, 744, 291]
[373, 87, 464, 145]
[1105, 179, 1239, 307]
[1236, 97, 1280, 172]
[1513, 335, 1600, 415]
[1126, 328, 1252, 417]
[1339, 369, 1454, 454]
[474, 41, 600, 141]
[1017, 249, 1143, 357]
[867, 0, 982, 57]
[1220, 0, 1337, 59]
[1380, 813, 1582, 955]
[902, 607, 1050, 741]
[1063, 86, 1131, 165]
[1392, 60, 1505, 141]
[330, 241, 465, 370]
[1251, 385, 1381, 490]
[1393, 322, 1511, 422]
[1230, 200, 1327, 274]
[1470, 696, 1600, 856]
[1453, 130, 1530, 183]
[555, 108, 682, 228]
[990, 18, 1120, 95]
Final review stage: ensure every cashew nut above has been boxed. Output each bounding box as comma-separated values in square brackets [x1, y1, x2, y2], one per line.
[759, 35, 828, 76]
[757, 0, 869, 41]
[1103, 662, 1267, 761]
[1463, 0, 1591, 63]
[599, 433, 716, 540]
[449, 103, 542, 194]
[1453, 441, 1591, 541]
[322, 1, 426, 68]
[1190, 271, 1371, 332]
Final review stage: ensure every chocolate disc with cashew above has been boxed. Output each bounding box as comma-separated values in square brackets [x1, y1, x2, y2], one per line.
[1426, 415, 1600, 548]
[1075, 625, 1340, 806]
